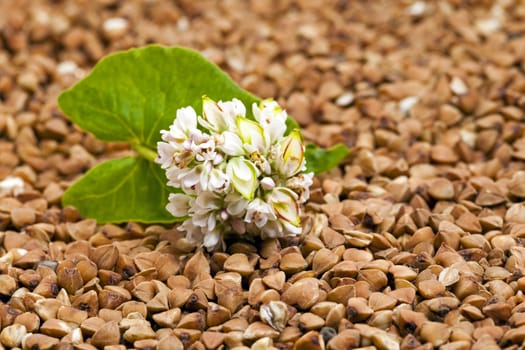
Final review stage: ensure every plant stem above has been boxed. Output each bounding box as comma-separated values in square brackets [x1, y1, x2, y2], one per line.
[132, 143, 157, 162]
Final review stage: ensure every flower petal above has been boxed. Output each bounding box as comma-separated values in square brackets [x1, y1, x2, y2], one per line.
[236, 116, 266, 153]
[252, 99, 287, 143]
[203, 230, 222, 251]
[208, 168, 230, 192]
[166, 193, 192, 217]
[201, 96, 230, 132]
[156, 141, 176, 169]
[218, 131, 244, 156]
[225, 193, 249, 216]
[226, 157, 258, 200]
[269, 187, 300, 226]
[168, 106, 197, 141]
[218, 98, 246, 120]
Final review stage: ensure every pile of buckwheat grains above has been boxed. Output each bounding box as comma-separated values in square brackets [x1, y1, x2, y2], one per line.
[1, 0, 525, 349]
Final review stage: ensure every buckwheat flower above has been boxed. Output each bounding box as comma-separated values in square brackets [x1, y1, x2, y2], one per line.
[218, 98, 246, 123]
[189, 192, 225, 241]
[280, 219, 302, 235]
[237, 116, 267, 154]
[225, 192, 249, 216]
[188, 130, 221, 164]
[203, 229, 222, 250]
[199, 97, 234, 133]
[274, 130, 305, 177]
[248, 151, 271, 175]
[165, 166, 189, 189]
[181, 219, 223, 251]
[173, 166, 201, 192]
[207, 168, 230, 193]
[163, 106, 198, 143]
[157, 97, 314, 251]
[166, 193, 191, 217]
[258, 220, 283, 238]
[225, 192, 249, 234]
[253, 99, 287, 143]
[260, 177, 276, 190]
[156, 141, 179, 169]
[268, 187, 301, 228]
[245, 198, 276, 228]
[226, 157, 259, 200]
[216, 131, 244, 156]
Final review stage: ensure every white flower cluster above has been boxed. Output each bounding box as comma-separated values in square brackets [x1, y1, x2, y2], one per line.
[156, 97, 313, 250]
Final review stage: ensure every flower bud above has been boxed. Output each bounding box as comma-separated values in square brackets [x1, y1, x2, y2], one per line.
[226, 157, 258, 200]
[269, 187, 300, 227]
[275, 130, 304, 177]
[236, 116, 266, 153]
[260, 177, 276, 190]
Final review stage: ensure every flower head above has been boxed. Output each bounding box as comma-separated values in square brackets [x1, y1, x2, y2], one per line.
[156, 97, 313, 250]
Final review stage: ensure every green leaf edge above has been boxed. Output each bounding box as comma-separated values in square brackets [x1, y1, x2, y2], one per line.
[305, 143, 350, 174]
[58, 45, 262, 148]
[62, 157, 185, 224]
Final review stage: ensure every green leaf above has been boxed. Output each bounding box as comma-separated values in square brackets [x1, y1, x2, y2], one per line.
[58, 45, 260, 147]
[62, 157, 181, 223]
[305, 143, 349, 174]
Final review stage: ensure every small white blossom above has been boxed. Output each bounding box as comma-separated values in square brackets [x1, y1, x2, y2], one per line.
[156, 97, 313, 251]
[164, 106, 198, 143]
[253, 99, 287, 143]
[156, 142, 178, 169]
[237, 116, 267, 154]
[181, 219, 223, 251]
[281, 219, 302, 235]
[166, 193, 191, 217]
[274, 130, 305, 177]
[179, 166, 202, 191]
[218, 98, 246, 122]
[216, 131, 244, 156]
[258, 220, 283, 238]
[207, 168, 230, 193]
[199, 97, 234, 133]
[226, 157, 258, 200]
[225, 192, 249, 216]
[190, 133, 213, 157]
[268, 187, 300, 227]
[245, 198, 276, 228]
